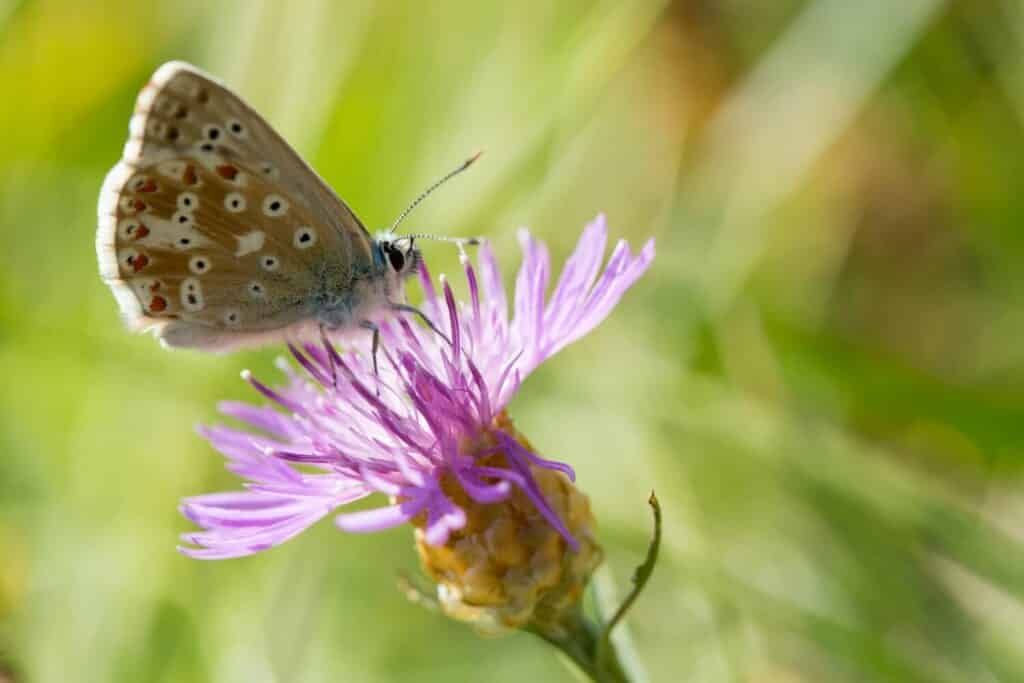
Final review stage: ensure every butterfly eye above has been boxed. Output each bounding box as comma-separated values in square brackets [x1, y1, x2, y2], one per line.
[387, 246, 405, 272]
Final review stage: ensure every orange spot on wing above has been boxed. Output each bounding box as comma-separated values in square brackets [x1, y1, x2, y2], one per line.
[149, 296, 167, 312]
[132, 254, 149, 272]
[150, 281, 161, 292]
[138, 179, 158, 193]
[134, 223, 150, 239]
[183, 165, 198, 185]
[216, 164, 239, 180]
[132, 199, 148, 212]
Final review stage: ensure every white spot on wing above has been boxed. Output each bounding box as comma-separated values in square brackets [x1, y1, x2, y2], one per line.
[146, 119, 167, 138]
[226, 119, 248, 139]
[177, 192, 199, 211]
[181, 278, 205, 311]
[171, 211, 194, 227]
[119, 249, 139, 269]
[259, 161, 279, 180]
[157, 160, 186, 179]
[224, 192, 246, 213]
[293, 226, 317, 249]
[153, 94, 175, 116]
[247, 281, 266, 298]
[235, 231, 265, 256]
[260, 254, 280, 272]
[262, 194, 288, 217]
[189, 255, 211, 274]
[118, 219, 141, 239]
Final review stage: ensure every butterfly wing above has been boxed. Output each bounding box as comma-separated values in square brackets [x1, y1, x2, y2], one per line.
[97, 61, 377, 350]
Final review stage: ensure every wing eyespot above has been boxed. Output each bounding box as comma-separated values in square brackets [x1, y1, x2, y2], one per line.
[177, 192, 199, 211]
[247, 281, 266, 298]
[172, 211, 194, 226]
[118, 219, 146, 240]
[262, 194, 288, 217]
[181, 278, 205, 311]
[293, 226, 317, 249]
[189, 256, 211, 274]
[226, 119, 248, 139]
[259, 161, 279, 179]
[224, 192, 247, 213]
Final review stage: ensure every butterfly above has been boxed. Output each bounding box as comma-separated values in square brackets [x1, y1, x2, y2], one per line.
[97, 61, 476, 361]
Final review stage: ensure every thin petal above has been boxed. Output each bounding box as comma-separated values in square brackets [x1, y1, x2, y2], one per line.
[334, 495, 429, 533]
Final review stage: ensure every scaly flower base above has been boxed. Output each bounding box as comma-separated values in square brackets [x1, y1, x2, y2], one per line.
[413, 412, 603, 637]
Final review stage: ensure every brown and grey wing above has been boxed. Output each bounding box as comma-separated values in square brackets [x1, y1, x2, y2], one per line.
[123, 61, 370, 246]
[97, 61, 370, 349]
[98, 155, 331, 348]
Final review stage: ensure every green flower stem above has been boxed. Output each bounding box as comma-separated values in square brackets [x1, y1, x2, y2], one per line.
[528, 606, 630, 682]
[531, 492, 662, 682]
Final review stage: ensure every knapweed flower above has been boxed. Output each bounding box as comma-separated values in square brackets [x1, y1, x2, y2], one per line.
[179, 214, 655, 635]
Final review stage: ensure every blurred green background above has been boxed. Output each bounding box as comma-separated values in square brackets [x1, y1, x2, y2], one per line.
[3, 0, 1024, 681]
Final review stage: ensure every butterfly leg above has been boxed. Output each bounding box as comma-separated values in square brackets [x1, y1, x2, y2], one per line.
[359, 320, 381, 382]
[390, 303, 451, 345]
[319, 323, 338, 388]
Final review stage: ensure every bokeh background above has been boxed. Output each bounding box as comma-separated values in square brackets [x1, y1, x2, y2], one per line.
[2, 0, 1024, 681]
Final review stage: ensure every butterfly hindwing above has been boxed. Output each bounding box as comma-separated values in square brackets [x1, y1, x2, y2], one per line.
[97, 61, 376, 349]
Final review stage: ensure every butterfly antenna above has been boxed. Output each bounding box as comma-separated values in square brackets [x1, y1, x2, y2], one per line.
[390, 150, 483, 235]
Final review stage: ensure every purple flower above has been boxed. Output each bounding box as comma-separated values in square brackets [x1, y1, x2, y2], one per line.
[179, 215, 655, 560]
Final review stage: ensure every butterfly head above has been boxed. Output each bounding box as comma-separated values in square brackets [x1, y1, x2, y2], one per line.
[376, 234, 421, 282]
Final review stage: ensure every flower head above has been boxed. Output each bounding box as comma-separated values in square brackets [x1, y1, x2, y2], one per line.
[179, 215, 653, 627]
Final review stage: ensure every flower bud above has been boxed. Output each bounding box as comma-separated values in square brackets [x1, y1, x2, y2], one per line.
[414, 416, 603, 637]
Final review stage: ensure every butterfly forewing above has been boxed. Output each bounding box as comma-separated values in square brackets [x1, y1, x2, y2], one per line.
[97, 61, 375, 349]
